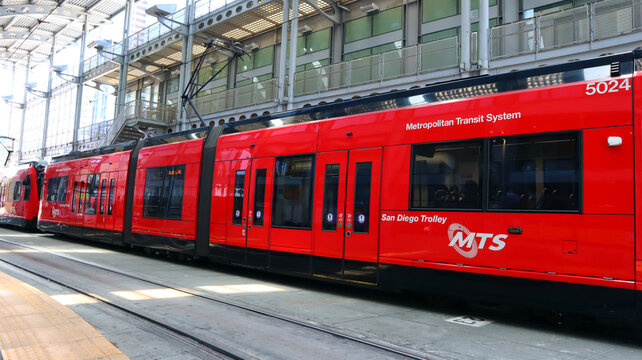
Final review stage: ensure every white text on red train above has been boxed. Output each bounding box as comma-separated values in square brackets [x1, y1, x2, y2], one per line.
[447, 223, 507, 259]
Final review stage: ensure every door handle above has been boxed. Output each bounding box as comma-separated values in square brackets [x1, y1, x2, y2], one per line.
[508, 227, 522, 235]
[346, 231, 351, 237]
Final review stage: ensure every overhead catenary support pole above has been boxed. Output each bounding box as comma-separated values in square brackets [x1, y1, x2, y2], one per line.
[18, 57, 30, 161]
[41, 38, 56, 158]
[286, 0, 299, 110]
[479, 0, 489, 75]
[72, 16, 88, 151]
[277, 0, 290, 109]
[116, 0, 134, 117]
[178, 0, 196, 131]
[8, 63, 15, 137]
[460, 0, 471, 72]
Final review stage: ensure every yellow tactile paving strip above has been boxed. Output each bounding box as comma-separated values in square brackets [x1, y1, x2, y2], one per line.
[0, 271, 129, 360]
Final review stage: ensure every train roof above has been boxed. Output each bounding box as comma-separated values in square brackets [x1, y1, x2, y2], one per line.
[51, 50, 640, 163]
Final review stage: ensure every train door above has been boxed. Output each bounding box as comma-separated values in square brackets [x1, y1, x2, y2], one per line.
[226, 159, 251, 264]
[81, 173, 102, 232]
[103, 172, 118, 231]
[245, 157, 274, 267]
[313, 148, 382, 284]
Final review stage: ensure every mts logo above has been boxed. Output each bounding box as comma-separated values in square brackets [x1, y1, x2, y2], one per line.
[447, 223, 507, 259]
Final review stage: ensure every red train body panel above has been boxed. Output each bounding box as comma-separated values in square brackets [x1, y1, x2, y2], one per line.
[26, 51, 642, 318]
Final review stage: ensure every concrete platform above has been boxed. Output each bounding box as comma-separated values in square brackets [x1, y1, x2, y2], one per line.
[0, 270, 128, 360]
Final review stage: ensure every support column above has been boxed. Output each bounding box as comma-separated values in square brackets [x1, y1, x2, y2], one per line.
[116, 0, 134, 117]
[286, 0, 299, 110]
[72, 17, 88, 152]
[178, 0, 196, 131]
[277, 0, 290, 110]
[41, 40, 55, 158]
[18, 58, 30, 161]
[460, 0, 470, 72]
[8, 64, 15, 137]
[479, 0, 489, 75]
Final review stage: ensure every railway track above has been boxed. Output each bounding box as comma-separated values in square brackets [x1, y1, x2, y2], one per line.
[0, 236, 433, 360]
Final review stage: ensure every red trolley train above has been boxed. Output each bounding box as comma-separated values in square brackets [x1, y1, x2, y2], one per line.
[36, 51, 642, 318]
[0, 163, 42, 229]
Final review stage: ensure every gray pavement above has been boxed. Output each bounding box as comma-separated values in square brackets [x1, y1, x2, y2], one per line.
[0, 227, 640, 359]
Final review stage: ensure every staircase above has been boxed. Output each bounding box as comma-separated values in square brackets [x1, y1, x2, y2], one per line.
[102, 100, 177, 146]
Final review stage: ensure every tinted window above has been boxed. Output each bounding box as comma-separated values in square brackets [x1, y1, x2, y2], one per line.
[24, 175, 30, 201]
[84, 174, 100, 215]
[143, 165, 186, 220]
[71, 181, 78, 212]
[78, 181, 84, 212]
[489, 133, 579, 211]
[232, 170, 245, 225]
[46, 176, 68, 203]
[108, 179, 116, 216]
[11, 181, 21, 201]
[353, 162, 372, 234]
[411, 141, 482, 209]
[322, 164, 340, 231]
[272, 155, 314, 229]
[99, 179, 107, 215]
[253, 169, 267, 226]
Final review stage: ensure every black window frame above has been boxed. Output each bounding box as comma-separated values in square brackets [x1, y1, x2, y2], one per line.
[253, 169, 267, 227]
[99, 178, 107, 215]
[84, 174, 100, 215]
[321, 163, 341, 231]
[271, 154, 316, 230]
[353, 162, 372, 234]
[142, 164, 186, 220]
[409, 131, 582, 213]
[71, 181, 78, 212]
[108, 178, 116, 216]
[10, 181, 22, 202]
[23, 175, 31, 201]
[232, 170, 245, 225]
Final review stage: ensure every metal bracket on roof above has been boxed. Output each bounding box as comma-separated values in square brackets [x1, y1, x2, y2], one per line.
[300, 0, 341, 24]
[0, 5, 110, 26]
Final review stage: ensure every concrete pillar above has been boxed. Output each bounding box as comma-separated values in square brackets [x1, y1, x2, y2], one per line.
[41, 39, 55, 158]
[479, 0, 489, 74]
[8, 64, 15, 137]
[277, 0, 290, 109]
[286, 0, 299, 110]
[178, 0, 196, 131]
[405, 0, 419, 47]
[460, 0, 471, 72]
[73, 17, 88, 152]
[116, 0, 134, 117]
[18, 57, 30, 161]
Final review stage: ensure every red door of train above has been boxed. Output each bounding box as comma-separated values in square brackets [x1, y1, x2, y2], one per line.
[313, 148, 382, 283]
[226, 157, 274, 266]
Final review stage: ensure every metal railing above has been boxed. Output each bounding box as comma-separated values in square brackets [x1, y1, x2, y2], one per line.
[491, 0, 641, 59]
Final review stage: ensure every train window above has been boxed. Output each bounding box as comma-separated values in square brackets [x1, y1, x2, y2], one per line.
[78, 181, 84, 212]
[353, 162, 372, 234]
[84, 174, 100, 215]
[23, 175, 30, 201]
[272, 155, 314, 229]
[108, 179, 116, 216]
[322, 164, 340, 231]
[489, 133, 579, 211]
[71, 181, 78, 212]
[232, 170, 245, 225]
[411, 141, 483, 210]
[46, 176, 68, 203]
[143, 165, 186, 220]
[10, 181, 21, 201]
[253, 169, 267, 226]
[99, 179, 107, 215]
